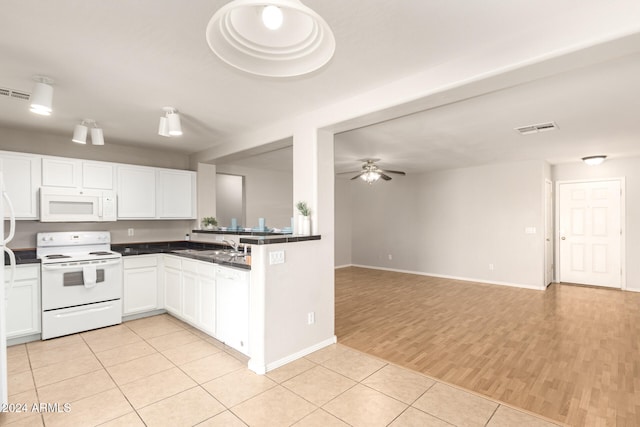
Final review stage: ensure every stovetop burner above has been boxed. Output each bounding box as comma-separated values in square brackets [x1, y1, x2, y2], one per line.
[89, 251, 113, 256]
[46, 254, 72, 259]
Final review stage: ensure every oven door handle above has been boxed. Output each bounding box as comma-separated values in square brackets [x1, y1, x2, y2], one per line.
[41, 259, 122, 270]
[52, 304, 114, 318]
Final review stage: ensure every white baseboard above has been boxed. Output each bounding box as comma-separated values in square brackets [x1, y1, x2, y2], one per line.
[350, 264, 546, 291]
[248, 336, 337, 375]
[334, 264, 352, 269]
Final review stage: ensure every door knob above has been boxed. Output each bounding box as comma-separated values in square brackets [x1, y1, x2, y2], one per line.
[561, 236, 566, 240]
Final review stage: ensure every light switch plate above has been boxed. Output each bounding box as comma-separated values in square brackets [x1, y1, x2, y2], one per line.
[269, 250, 285, 265]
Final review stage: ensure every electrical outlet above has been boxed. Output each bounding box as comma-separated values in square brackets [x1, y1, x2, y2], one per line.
[127, 228, 134, 237]
[489, 263, 494, 271]
[388, 254, 393, 260]
[307, 312, 315, 325]
[269, 250, 285, 265]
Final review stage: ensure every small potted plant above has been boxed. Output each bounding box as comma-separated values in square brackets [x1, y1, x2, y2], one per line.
[296, 201, 311, 236]
[202, 217, 218, 230]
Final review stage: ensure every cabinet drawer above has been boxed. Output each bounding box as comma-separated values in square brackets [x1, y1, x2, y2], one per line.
[164, 255, 181, 270]
[124, 255, 158, 269]
[5, 265, 39, 282]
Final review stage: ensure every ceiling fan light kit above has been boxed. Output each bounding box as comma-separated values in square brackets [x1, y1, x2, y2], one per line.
[205, 0, 335, 77]
[343, 159, 406, 184]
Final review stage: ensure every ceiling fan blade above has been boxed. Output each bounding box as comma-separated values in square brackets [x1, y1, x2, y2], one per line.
[379, 173, 392, 181]
[351, 172, 365, 180]
[379, 169, 406, 176]
[337, 170, 361, 175]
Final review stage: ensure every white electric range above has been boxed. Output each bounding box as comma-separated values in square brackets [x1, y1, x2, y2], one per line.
[37, 231, 122, 340]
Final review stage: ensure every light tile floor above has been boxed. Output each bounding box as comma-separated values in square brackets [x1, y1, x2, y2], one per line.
[1, 314, 563, 426]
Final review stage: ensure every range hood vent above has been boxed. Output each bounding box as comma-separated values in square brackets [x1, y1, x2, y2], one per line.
[0, 87, 31, 102]
[515, 121, 558, 135]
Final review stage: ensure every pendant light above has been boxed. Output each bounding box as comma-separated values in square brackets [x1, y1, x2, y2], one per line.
[30, 75, 54, 116]
[206, 0, 335, 77]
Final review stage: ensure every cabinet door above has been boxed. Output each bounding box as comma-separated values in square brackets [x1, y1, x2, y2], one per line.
[123, 267, 158, 315]
[198, 275, 216, 336]
[5, 265, 41, 338]
[157, 169, 196, 219]
[83, 161, 114, 190]
[163, 267, 182, 315]
[117, 165, 156, 218]
[1, 152, 41, 219]
[181, 271, 198, 324]
[42, 157, 81, 188]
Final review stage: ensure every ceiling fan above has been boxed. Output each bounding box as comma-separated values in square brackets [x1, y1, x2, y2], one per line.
[339, 159, 406, 184]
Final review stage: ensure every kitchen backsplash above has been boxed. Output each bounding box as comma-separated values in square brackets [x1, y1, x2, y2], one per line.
[5, 219, 196, 249]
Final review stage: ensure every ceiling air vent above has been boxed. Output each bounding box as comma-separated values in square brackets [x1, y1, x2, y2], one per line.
[0, 87, 31, 102]
[515, 121, 558, 135]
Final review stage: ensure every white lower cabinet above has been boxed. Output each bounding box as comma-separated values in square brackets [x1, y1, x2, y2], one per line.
[158, 255, 249, 352]
[181, 260, 199, 325]
[163, 256, 182, 316]
[123, 255, 160, 316]
[5, 264, 41, 338]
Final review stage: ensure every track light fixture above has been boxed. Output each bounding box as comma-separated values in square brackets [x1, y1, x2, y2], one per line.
[30, 75, 54, 116]
[72, 119, 105, 145]
[158, 107, 182, 137]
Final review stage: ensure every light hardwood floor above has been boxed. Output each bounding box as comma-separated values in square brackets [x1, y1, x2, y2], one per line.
[335, 266, 640, 426]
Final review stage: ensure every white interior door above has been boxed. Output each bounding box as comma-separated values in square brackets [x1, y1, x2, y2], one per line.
[544, 179, 553, 287]
[558, 180, 622, 288]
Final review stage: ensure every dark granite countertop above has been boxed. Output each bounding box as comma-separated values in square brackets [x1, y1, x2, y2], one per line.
[192, 229, 290, 237]
[111, 241, 251, 270]
[4, 249, 39, 265]
[239, 235, 321, 245]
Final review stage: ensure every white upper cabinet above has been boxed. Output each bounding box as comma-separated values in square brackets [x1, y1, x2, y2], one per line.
[82, 161, 115, 190]
[42, 157, 81, 188]
[117, 165, 156, 219]
[42, 157, 115, 190]
[157, 169, 196, 219]
[1, 151, 41, 219]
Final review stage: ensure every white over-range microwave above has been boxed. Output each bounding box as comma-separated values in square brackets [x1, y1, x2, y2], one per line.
[40, 187, 117, 222]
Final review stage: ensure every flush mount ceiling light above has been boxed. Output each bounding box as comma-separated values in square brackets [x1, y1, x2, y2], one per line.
[29, 75, 54, 116]
[158, 107, 182, 137]
[72, 119, 105, 145]
[206, 0, 336, 77]
[582, 155, 606, 166]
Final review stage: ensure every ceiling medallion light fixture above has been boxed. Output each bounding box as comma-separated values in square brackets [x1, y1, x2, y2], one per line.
[582, 155, 606, 166]
[158, 107, 182, 137]
[72, 119, 105, 145]
[205, 0, 336, 77]
[29, 75, 54, 116]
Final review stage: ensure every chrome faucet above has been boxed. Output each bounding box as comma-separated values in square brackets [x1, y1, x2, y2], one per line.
[222, 239, 238, 252]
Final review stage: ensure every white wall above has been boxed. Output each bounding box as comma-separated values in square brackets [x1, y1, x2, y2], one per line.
[334, 178, 352, 267]
[1, 125, 190, 169]
[553, 156, 640, 291]
[216, 164, 292, 229]
[216, 173, 244, 226]
[344, 160, 547, 289]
